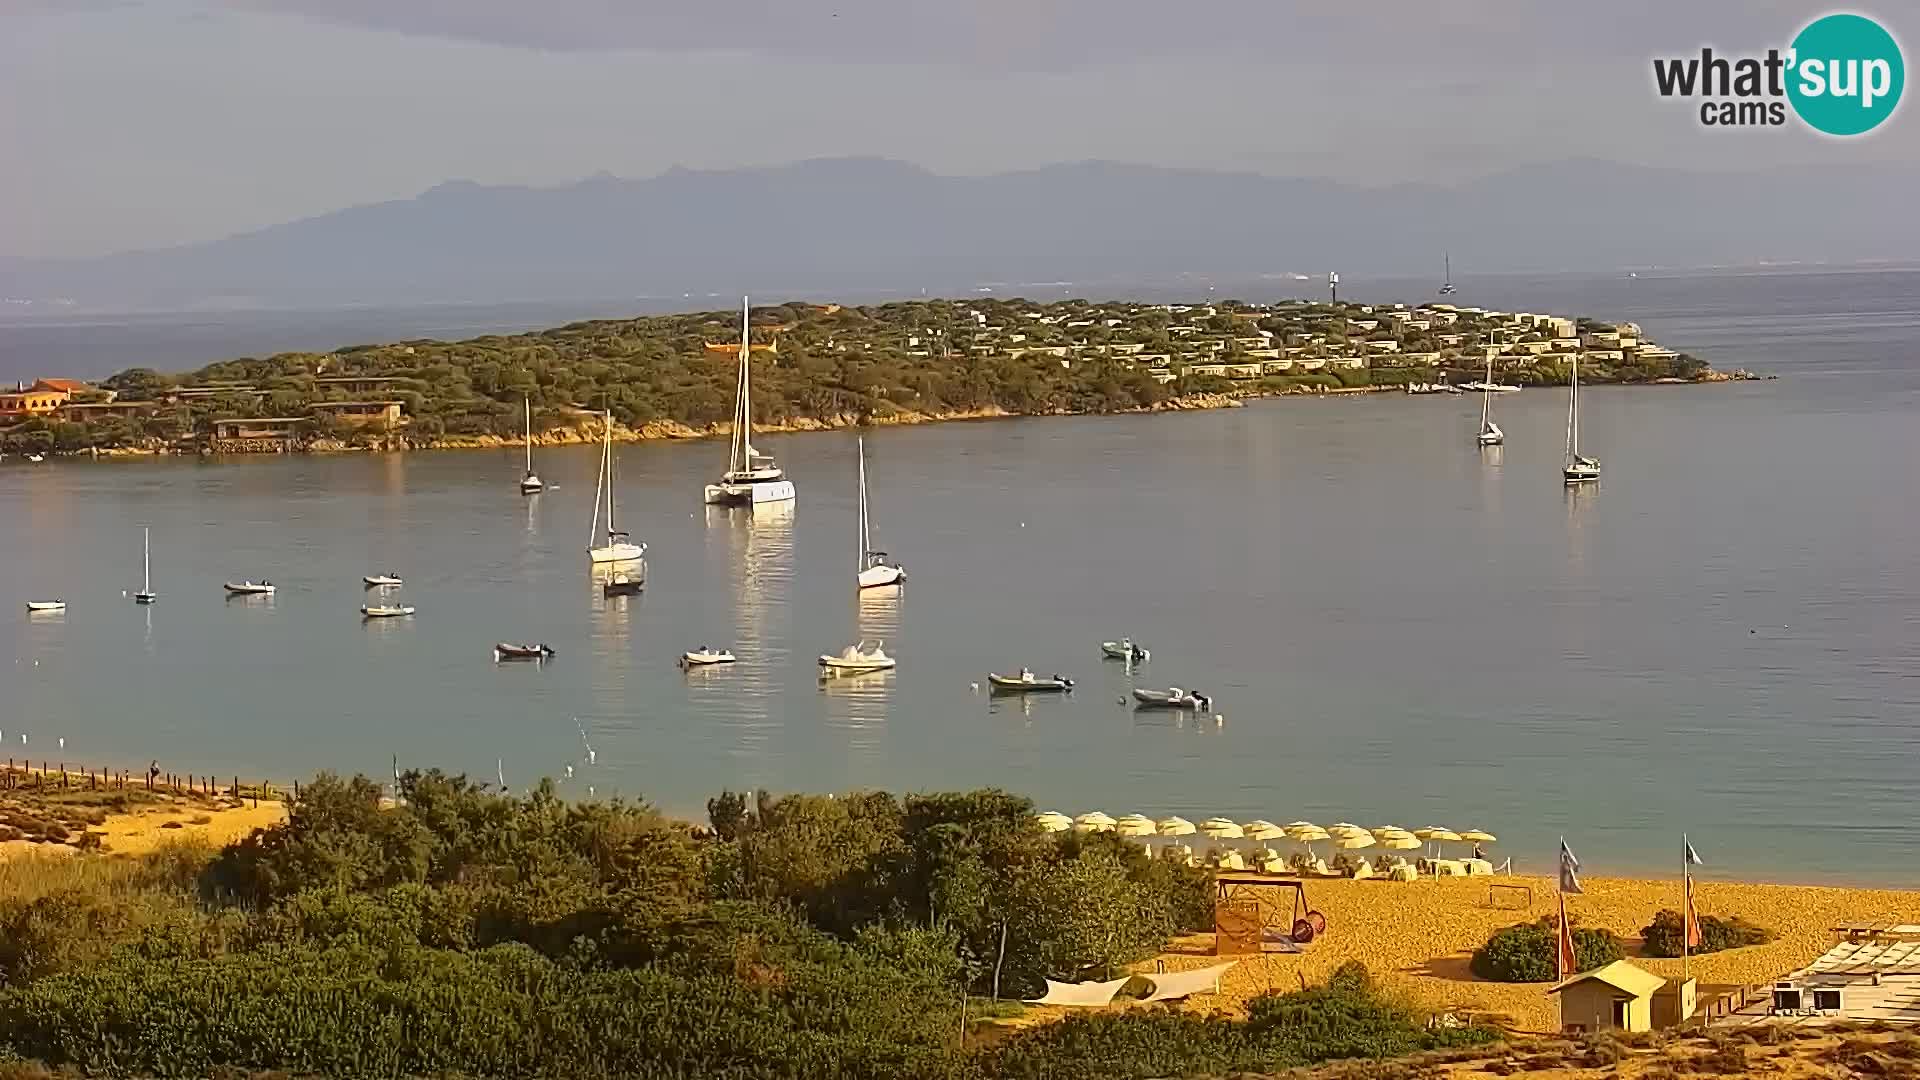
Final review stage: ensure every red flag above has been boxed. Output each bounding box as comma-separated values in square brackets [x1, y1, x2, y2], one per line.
[1685, 875, 1703, 949]
[1557, 898, 1579, 977]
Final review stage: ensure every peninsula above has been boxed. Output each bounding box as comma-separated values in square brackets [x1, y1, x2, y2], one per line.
[0, 297, 1721, 456]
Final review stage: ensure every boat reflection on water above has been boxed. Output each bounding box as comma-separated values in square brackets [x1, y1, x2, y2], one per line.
[823, 564, 901, 759]
[713, 497, 793, 761]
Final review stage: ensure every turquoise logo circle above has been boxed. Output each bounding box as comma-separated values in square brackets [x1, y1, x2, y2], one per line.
[1787, 13, 1904, 135]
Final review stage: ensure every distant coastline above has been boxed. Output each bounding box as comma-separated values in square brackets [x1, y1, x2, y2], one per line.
[2, 296, 1734, 461]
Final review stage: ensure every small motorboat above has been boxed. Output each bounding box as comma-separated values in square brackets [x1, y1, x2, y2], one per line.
[363, 573, 403, 588]
[361, 604, 414, 618]
[1133, 686, 1212, 711]
[819, 639, 895, 673]
[681, 647, 737, 667]
[493, 642, 555, 661]
[25, 453, 45, 463]
[225, 580, 275, 595]
[25, 601, 66, 613]
[603, 571, 643, 596]
[987, 669, 1074, 693]
[1101, 639, 1150, 663]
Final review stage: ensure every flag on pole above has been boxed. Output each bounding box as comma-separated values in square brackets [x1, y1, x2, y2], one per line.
[1559, 839, 1584, 895]
[1684, 838, 1704, 951]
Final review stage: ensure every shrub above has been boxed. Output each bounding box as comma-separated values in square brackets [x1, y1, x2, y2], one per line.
[1640, 909, 1774, 957]
[1471, 917, 1626, 982]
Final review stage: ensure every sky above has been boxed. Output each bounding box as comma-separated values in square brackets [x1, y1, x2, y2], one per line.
[2, 1, 1913, 257]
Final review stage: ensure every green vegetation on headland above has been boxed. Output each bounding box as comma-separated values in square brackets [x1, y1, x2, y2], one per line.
[1, 297, 1725, 456]
[0, 771, 1496, 1078]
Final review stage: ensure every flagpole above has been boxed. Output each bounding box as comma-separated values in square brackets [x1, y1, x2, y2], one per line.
[1557, 835, 1567, 983]
[1683, 833, 1692, 983]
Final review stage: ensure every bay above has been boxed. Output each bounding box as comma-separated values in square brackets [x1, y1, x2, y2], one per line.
[2, 269, 1917, 882]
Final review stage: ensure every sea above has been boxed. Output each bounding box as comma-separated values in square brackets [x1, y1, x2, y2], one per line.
[2, 269, 1916, 883]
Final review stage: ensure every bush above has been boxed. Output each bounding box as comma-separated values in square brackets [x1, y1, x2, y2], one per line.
[1640, 909, 1774, 958]
[1471, 918, 1626, 982]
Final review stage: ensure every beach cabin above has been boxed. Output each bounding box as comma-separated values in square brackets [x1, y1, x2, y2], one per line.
[1550, 960, 1665, 1034]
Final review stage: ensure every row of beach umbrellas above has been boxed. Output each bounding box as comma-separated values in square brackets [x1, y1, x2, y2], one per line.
[1033, 812, 1495, 854]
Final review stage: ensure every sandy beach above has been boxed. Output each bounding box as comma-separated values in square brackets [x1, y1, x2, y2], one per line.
[1150, 873, 1920, 1033]
[0, 786, 286, 861]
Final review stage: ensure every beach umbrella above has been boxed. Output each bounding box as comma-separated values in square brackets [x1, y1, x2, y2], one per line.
[1073, 811, 1116, 832]
[1328, 821, 1362, 832]
[1284, 820, 1318, 831]
[1335, 833, 1376, 851]
[1290, 825, 1330, 859]
[1201, 818, 1245, 840]
[1327, 823, 1369, 839]
[1373, 825, 1415, 840]
[1243, 820, 1288, 841]
[1156, 816, 1197, 837]
[1115, 814, 1158, 837]
[1379, 835, 1422, 852]
[1460, 829, 1497, 843]
[1035, 811, 1072, 833]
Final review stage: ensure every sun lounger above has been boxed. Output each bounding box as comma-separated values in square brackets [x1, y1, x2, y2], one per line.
[1160, 843, 1196, 867]
[1252, 848, 1287, 874]
[1462, 858, 1493, 876]
[1431, 859, 1465, 877]
[1351, 860, 1376, 880]
[1387, 863, 1418, 882]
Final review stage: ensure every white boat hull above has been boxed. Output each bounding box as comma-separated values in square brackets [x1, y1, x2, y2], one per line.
[858, 564, 905, 589]
[25, 601, 65, 613]
[681, 651, 736, 667]
[705, 479, 796, 506]
[1563, 469, 1601, 484]
[361, 606, 414, 618]
[587, 544, 647, 565]
[820, 658, 896, 673]
[519, 476, 544, 495]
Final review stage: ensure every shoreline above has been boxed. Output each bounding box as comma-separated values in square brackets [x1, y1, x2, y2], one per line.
[10, 372, 1762, 463]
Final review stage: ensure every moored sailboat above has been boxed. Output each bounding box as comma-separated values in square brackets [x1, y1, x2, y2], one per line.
[587, 409, 647, 567]
[518, 396, 544, 495]
[1476, 352, 1504, 447]
[1563, 352, 1600, 484]
[704, 297, 796, 507]
[855, 437, 904, 588]
[134, 526, 156, 604]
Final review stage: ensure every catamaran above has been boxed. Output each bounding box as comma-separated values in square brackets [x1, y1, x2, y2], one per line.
[1475, 352, 1504, 446]
[1438, 252, 1458, 296]
[587, 409, 647, 566]
[134, 526, 156, 604]
[855, 437, 904, 588]
[1563, 352, 1601, 483]
[704, 297, 796, 507]
[518, 396, 544, 495]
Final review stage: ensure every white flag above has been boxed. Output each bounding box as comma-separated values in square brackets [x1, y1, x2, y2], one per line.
[1685, 839, 1703, 866]
[1559, 839, 1584, 895]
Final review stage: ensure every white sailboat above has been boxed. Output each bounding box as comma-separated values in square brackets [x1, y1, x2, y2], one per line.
[855, 437, 904, 588]
[518, 396, 544, 495]
[134, 526, 156, 604]
[1476, 352, 1504, 446]
[704, 297, 796, 507]
[587, 409, 647, 566]
[1438, 252, 1458, 296]
[1563, 352, 1601, 483]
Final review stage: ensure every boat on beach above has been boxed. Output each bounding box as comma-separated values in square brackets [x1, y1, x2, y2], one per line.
[363, 573, 403, 588]
[25, 600, 65, 613]
[988, 670, 1074, 693]
[1101, 639, 1149, 663]
[493, 642, 554, 661]
[1133, 686, 1212, 711]
[704, 297, 796, 508]
[225, 581, 275, 595]
[361, 604, 414, 618]
[820, 639, 895, 673]
[681, 647, 736, 667]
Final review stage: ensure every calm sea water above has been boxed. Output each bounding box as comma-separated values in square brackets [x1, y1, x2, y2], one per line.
[2, 270, 1917, 883]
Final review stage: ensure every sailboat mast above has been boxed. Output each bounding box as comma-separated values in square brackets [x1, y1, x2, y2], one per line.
[143, 526, 150, 592]
[524, 396, 533, 473]
[604, 409, 616, 539]
[1480, 352, 1492, 427]
[1566, 353, 1580, 459]
[857, 437, 869, 569]
[734, 296, 752, 474]
[589, 410, 606, 548]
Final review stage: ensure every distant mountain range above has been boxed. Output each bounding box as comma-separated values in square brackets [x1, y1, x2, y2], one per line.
[3, 157, 1914, 310]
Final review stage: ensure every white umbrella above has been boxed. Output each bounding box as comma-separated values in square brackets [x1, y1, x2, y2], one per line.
[1290, 825, 1330, 859]
[1373, 825, 1415, 840]
[1460, 828, 1497, 843]
[1243, 820, 1288, 841]
[1379, 834, 1422, 852]
[1283, 820, 1318, 833]
[1035, 811, 1072, 833]
[1201, 818, 1245, 840]
[1114, 813, 1157, 837]
[1073, 811, 1116, 832]
[1156, 816, 1197, 837]
[1327, 823, 1370, 839]
[1335, 833, 1376, 851]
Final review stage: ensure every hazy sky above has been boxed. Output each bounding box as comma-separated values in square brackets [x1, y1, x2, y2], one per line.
[3, 1, 1912, 257]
